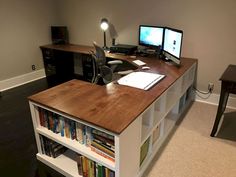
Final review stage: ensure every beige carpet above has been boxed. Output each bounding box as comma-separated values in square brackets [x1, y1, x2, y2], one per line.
[144, 101, 236, 177]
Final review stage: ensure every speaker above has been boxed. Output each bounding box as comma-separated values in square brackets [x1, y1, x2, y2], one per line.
[51, 26, 69, 45]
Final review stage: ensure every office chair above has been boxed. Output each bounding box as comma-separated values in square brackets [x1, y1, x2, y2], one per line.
[91, 42, 125, 84]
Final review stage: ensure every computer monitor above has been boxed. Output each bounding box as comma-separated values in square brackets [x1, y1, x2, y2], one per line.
[139, 25, 164, 48]
[162, 27, 183, 65]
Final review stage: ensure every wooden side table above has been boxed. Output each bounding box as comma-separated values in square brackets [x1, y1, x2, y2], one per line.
[210, 65, 236, 137]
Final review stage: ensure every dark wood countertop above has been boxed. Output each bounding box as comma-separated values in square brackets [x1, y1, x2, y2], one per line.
[32, 44, 197, 134]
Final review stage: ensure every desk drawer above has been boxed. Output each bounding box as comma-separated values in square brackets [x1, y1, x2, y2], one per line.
[44, 63, 56, 76]
[41, 48, 55, 61]
[82, 55, 94, 82]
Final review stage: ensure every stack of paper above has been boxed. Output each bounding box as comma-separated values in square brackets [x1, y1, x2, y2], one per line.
[117, 71, 165, 90]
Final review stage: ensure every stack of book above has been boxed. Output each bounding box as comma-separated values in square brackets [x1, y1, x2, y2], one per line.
[39, 135, 67, 158]
[90, 129, 115, 162]
[76, 154, 115, 177]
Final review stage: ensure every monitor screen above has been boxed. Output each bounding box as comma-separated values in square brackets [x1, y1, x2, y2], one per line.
[139, 25, 164, 48]
[163, 27, 183, 65]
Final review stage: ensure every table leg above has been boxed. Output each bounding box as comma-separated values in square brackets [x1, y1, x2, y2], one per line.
[210, 82, 229, 137]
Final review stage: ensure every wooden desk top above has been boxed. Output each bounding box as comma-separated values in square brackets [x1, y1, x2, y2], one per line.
[40, 44, 94, 55]
[40, 44, 155, 62]
[220, 64, 236, 83]
[32, 44, 197, 134]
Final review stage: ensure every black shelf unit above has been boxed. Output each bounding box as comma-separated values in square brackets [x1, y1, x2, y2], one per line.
[41, 48, 74, 87]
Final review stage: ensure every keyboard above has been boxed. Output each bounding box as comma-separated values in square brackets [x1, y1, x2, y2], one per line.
[132, 60, 146, 66]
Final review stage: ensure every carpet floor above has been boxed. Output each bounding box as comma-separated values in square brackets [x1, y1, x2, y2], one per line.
[144, 101, 236, 177]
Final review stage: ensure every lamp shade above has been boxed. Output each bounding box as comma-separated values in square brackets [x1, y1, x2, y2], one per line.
[100, 18, 109, 31]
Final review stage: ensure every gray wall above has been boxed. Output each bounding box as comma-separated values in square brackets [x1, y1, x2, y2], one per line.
[57, 0, 236, 93]
[1, 0, 236, 94]
[0, 0, 59, 80]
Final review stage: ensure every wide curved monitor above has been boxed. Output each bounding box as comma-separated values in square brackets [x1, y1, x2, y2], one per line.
[139, 25, 164, 48]
[163, 27, 183, 65]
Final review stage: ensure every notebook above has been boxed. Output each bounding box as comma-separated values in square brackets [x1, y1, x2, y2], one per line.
[117, 71, 165, 90]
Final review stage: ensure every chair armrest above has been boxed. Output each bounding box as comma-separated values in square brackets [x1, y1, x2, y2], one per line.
[108, 60, 123, 65]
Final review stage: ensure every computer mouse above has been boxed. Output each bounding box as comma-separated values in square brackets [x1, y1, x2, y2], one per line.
[142, 66, 150, 70]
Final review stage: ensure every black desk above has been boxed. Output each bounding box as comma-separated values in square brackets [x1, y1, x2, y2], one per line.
[210, 65, 236, 137]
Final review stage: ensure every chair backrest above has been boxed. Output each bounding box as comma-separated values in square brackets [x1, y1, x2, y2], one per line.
[91, 42, 113, 84]
[93, 42, 106, 66]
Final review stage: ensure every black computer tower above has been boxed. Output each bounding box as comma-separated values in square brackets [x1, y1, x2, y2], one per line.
[51, 26, 69, 45]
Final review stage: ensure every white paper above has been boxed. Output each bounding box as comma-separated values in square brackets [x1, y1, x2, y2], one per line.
[117, 72, 165, 90]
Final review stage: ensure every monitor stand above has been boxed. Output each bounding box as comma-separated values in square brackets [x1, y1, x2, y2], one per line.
[164, 57, 181, 67]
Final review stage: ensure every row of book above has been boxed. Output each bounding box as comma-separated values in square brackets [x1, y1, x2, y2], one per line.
[38, 107, 93, 145]
[77, 154, 115, 177]
[38, 107, 115, 162]
[39, 135, 67, 158]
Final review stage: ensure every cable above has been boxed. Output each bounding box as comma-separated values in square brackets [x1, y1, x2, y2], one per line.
[193, 86, 210, 95]
[193, 86, 212, 99]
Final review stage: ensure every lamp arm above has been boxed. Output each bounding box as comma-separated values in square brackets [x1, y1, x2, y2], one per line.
[103, 31, 107, 48]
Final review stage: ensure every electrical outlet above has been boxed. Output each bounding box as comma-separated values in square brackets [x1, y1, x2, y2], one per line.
[208, 83, 214, 93]
[32, 65, 36, 71]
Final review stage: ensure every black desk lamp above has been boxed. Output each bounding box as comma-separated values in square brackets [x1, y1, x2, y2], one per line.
[100, 18, 109, 49]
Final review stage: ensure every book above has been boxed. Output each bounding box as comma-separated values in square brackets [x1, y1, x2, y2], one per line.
[105, 167, 109, 177]
[101, 166, 105, 177]
[82, 156, 88, 177]
[40, 135, 67, 158]
[93, 139, 114, 152]
[97, 164, 102, 177]
[76, 154, 83, 176]
[140, 137, 150, 166]
[86, 127, 93, 146]
[88, 159, 95, 177]
[48, 112, 54, 131]
[95, 163, 98, 177]
[59, 116, 65, 137]
[93, 138, 114, 151]
[43, 110, 49, 128]
[51, 144, 67, 158]
[91, 141, 114, 158]
[76, 122, 84, 144]
[70, 120, 76, 140]
[109, 170, 115, 177]
[64, 119, 70, 138]
[90, 146, 115, 162]
[38, 107, 44, 126]
[117, 71, 165, 90]
[39, 135, 45, 154]
[52, 114, 59, 133]
[92, 133, 115, 147]
[91, 129, 114, 141]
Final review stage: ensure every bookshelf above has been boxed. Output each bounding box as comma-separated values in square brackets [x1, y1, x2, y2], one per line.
[30, 104, 116, 177]
[29, 60, 196, 177]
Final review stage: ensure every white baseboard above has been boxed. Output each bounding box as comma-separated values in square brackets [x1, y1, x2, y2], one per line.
[0, 69, 46, 92]
[195, 92, 236, 110]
